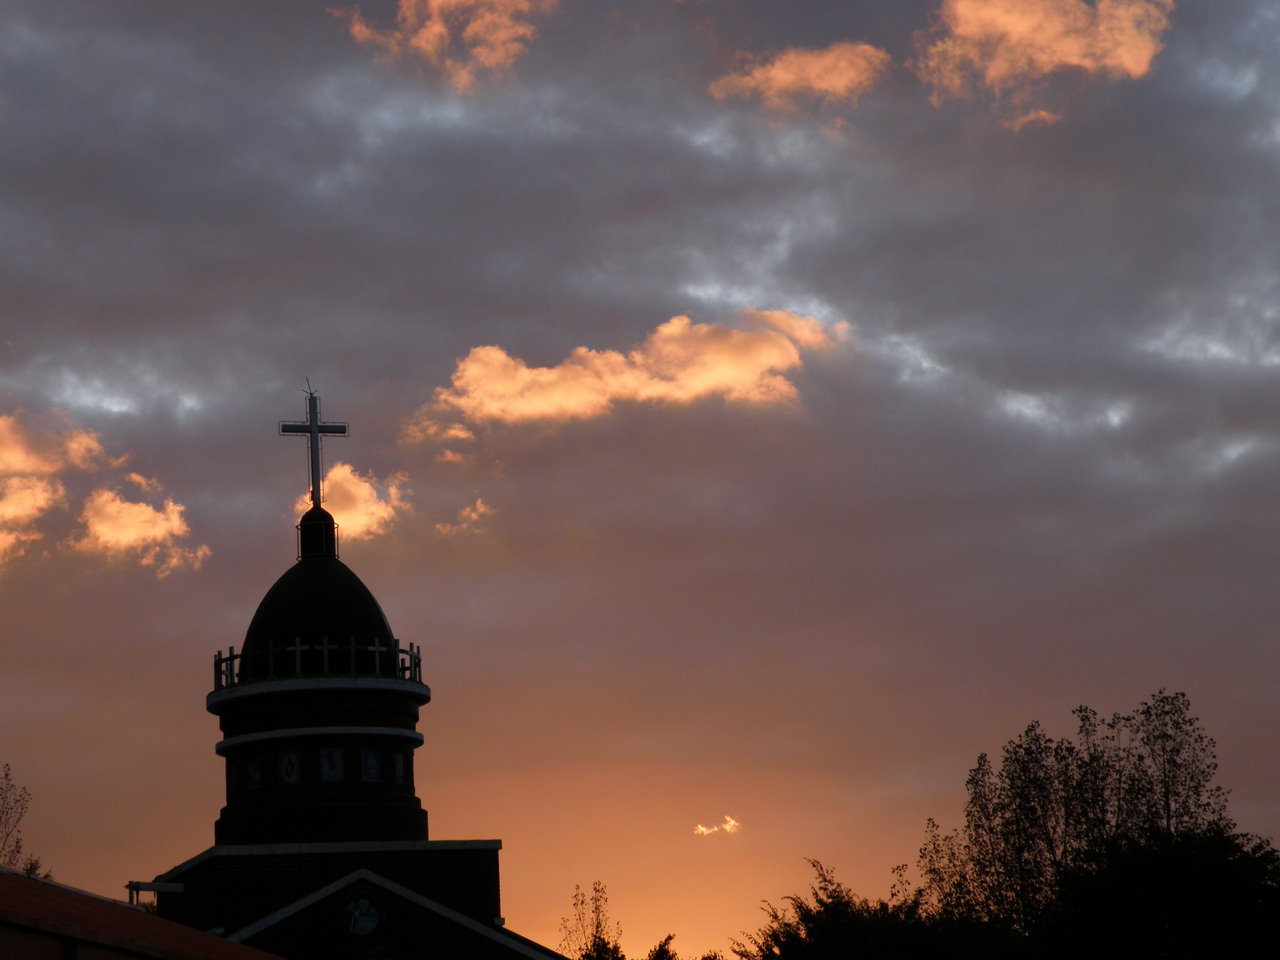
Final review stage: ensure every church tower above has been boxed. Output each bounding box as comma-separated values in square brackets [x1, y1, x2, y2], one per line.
[211, 393, 429, 843]
[151, 394, 563, 960]
[209, 507, 430, 845]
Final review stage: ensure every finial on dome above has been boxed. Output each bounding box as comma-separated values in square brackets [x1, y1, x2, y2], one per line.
[298, 504, 338, 558]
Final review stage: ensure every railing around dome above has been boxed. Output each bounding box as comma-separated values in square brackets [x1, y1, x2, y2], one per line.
[212, 638, 423, 690]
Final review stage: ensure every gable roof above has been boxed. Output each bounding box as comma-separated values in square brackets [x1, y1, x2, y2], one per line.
[229, 868, 564, 959]
[0, 867, 282, 960]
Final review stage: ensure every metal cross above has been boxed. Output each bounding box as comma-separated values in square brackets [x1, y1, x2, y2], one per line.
[280, 391, 348, 506]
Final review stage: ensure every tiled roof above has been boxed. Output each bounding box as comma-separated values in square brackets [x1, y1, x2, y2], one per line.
[0, 867, 283, 960]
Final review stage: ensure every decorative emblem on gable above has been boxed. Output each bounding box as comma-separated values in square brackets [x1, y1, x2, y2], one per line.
[345, 897, 380, 936]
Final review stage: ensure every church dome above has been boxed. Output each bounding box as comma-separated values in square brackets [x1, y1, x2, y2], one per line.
[237, 506, 401, 681]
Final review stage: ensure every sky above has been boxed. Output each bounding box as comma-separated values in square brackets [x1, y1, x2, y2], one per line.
[2, 0, 1279, 954]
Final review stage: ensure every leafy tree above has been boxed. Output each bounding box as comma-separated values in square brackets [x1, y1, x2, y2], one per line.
[559, 881, 625, 960]
[730, 860, 1017, 960]
[644, 933, 725, 960]
[0, 763, 47, 879]
[918, 690, 1234, 929]
[1034, 827, 1280, 957]
[0, 763, 29, 864]
[645, 935, 679, 960]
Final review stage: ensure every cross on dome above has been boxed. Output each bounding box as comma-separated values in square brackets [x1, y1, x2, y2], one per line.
[280, 390, 348, 506]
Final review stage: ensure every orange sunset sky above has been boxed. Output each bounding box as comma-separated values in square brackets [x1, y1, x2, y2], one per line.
[3, 1, 1280, 956]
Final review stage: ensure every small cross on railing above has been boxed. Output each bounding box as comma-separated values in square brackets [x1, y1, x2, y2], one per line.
[318, 636, 339, 674]
[284, 637, 307, 675]
[370, 636, 388, 676]
[280, 390, 348, 506]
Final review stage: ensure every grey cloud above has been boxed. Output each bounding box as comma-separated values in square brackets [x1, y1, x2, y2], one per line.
[4, 1, 1280, 955]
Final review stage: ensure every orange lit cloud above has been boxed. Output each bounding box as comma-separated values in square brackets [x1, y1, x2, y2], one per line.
[747, 309, 846, 351]
[693, 814, 741, 837]
[74, 489, 211, 578]
[295, 462, 410, 540]
[0, 476, 63, 527]
[0, 414, 102, 476]
[0, 527, 42, 565]
[336, 0, 558, 91]
[125, 471, 163, 493]
[406, 310, 847, 430]
[711, 42, 892, 109]
[0, 474, 62, 563]
[62, 429, 105, 469]
[2, 413, 209, 576]
[435, 497, 493, 536]
[915, 0, 1175, 104]
[0, 414, 102, 565]
[401, 418, 475, 445]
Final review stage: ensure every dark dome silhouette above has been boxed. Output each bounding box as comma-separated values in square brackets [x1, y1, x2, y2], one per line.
[238, 505, 401, 681]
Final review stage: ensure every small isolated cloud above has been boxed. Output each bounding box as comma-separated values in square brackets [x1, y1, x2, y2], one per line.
[405, 309, 846, 430]
[710, 42, 892, 110]
[74, 489, 211, 578]
[336, 0, 558, 92]
[694, 815, 741, 837]
[1005, 107, 1062, 130]
[294, 462, 410, 541]
[435, 497, 493, 536]
[914, 0, 1175, 105]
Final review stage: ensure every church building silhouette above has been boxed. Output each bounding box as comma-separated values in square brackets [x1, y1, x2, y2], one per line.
[148, 394, 565, 960]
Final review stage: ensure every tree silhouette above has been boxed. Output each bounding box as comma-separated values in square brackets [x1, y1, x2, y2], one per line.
[645, 935, 679, 960]
[559, 881, 625, 960]
[730, 860, 1017, 960]
[918, 690, 1236, 929]
[0, 763, 48, 878]
[644, 933, 725, 960]
[1035, 828, 1280, 957]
